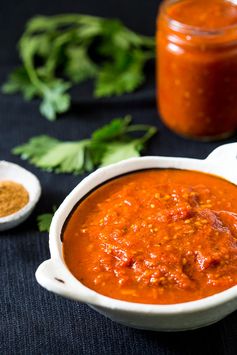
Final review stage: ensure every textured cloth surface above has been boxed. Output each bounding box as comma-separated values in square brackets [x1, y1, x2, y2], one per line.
[1, 1, 237, 354]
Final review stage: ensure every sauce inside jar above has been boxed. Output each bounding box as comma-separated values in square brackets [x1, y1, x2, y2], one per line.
[157, 0, 237, 140]
[63, 169, 237, 304]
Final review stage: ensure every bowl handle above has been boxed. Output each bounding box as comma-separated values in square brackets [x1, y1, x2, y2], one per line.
[35, 259, 96, 304]
[206, 143, 237, 163]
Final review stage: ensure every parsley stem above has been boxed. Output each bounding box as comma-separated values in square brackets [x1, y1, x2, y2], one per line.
[126, 124, 157, 134]
[126, 124, 157, 145]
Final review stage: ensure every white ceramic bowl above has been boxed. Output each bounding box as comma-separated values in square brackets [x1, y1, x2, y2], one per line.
[0, 161, 41, 231]
[36, 143, 237, 331]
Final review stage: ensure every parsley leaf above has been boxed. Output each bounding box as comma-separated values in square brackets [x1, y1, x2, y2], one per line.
[36, 141, 90, 173]
[13, 116, 157, 174]
[2, 14, 154, 120]
[2, 67, 39, 100]
[65, 46, 98, 83]
[92, 115, 131, 141]
[13, 135, 59, 163]
[95, 49, 150, 97]
[99, 141, 141, 166]
[37, 207, 56, 232]
[39, 81, 71, 121]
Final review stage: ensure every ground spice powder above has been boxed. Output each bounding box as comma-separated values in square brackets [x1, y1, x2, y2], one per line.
[0, 180, 29, 217]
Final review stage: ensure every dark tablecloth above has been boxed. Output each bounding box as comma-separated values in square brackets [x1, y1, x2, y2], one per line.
[1, 1, 237, 354]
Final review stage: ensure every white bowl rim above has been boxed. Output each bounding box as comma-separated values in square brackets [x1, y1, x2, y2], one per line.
[36, 143, 237, 314]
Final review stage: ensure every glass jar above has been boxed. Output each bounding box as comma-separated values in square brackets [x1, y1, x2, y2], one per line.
[157, 0, 237, 140]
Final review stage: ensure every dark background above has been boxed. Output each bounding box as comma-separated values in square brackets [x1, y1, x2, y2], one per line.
[1, 0, 237, 354]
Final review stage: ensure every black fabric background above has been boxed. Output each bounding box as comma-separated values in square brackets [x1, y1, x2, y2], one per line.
[1, 0, 237, 354]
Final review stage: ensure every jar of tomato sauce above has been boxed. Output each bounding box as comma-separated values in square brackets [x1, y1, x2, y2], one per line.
[157, 0, 237, 140]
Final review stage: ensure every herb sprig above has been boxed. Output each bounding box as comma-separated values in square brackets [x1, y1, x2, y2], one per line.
[13, 116, 157, 174]
[2, 14, 155, 120]
[37, 207, 56, 232]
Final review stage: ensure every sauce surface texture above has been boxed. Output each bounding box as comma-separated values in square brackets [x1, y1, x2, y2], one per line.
[167, 0, 237, 30]
[63, 170, 237, 304]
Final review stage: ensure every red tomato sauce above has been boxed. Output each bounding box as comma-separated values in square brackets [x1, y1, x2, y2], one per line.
[168, 0, 237, 30]
[157, 0, 237, 139]
[63, 170, 237, 304]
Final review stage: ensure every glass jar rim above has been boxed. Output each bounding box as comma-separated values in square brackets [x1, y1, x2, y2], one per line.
[160, 0, 237, 36]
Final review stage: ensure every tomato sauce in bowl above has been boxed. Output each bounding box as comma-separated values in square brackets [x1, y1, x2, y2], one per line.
[63, 169, 237, 304]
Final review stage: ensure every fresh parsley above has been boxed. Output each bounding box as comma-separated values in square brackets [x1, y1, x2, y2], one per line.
[13, 116, 157, 174]
[2, 14, 155, 120]
[37, 207, 56, 232]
